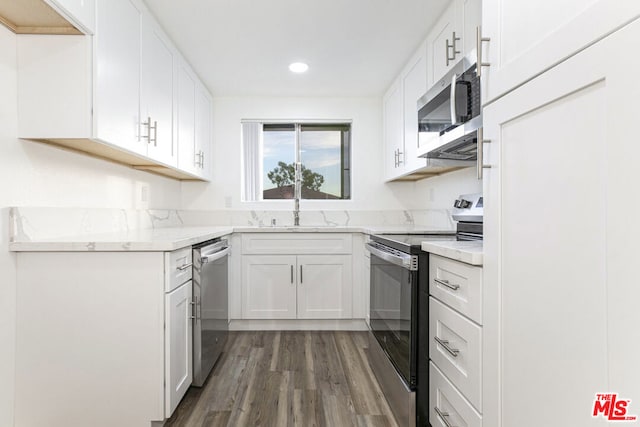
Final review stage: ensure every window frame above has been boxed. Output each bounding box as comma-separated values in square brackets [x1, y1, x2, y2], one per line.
[260, 121, 352, 201]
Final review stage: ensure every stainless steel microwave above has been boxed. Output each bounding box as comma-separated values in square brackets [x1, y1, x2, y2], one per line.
[417, 51, 481, 161]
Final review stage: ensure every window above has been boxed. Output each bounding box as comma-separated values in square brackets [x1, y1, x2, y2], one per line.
[242, 122, 351, 201]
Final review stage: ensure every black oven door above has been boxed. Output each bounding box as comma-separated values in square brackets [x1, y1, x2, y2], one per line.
[369, 247, 417, 388]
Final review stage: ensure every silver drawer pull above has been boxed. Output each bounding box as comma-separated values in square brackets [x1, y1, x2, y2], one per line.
[435, 407, 457, 427]
[177, 263, 193, 271]
[190, 299, 197, 320]
[435, 278, 460, 291]
[435, 336, 460, 357]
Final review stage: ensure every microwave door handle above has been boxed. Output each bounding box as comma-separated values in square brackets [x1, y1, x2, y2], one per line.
[450, 73, 458, 125]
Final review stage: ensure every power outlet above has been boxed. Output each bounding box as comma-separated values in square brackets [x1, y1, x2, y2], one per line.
[224, 196, 232, 208]
[135, 183, 150, 210]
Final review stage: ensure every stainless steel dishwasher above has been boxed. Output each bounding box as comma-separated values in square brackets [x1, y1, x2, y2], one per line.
[192, 238, 229, 387]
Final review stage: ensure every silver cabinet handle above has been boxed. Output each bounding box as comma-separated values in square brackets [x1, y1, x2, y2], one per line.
[393, 149, 398, 168]
[434, 278, 460, 291]
[142, 116, 152, 143]
[435, 407, 457, 427]
[177, 262, 193, 271]
[435, 336, 460, 357]
[151, 120, 157, 146]
[199, 150, 205, 168]
[476, 26, 491, 78]
[300, 265, 303, 284]
[397, 149, 403, 166]
[446, 32, 461, 66]
[291, 265, 294, 284]
[190, 298, 197, 320]
[477, 127, 492, 180]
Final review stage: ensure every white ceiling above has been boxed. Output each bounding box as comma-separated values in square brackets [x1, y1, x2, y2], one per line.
[145, 0, 449, 97]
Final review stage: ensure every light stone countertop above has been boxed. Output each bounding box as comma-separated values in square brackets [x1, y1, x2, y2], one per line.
[9, 225, 455, 252]
[421, 240, 483, 265]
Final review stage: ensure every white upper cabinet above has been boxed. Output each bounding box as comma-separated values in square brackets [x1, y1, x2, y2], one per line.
[383, 41, 430, 181]
[177, 60, 212, 180]
[401, 42, 428, 174]
[177, 62, 197, 175]
[383, 79, 404, 180]
[426, 3, 457, 88]
[481, 0, 640, 104]
[94, 0, 144, 154]
[427, 0, 481, 88]
[141, 13, 176, 167]
[16, 0, 212, 181]
[45, 0, 96, 34]
[194, 85, 213, 179]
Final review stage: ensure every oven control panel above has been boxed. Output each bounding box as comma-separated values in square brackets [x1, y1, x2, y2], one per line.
[452, 193, 483, 223]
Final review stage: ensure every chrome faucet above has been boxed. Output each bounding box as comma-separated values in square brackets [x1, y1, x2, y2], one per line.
[294, 162, 301, 226]
[294, 198, 300, 226]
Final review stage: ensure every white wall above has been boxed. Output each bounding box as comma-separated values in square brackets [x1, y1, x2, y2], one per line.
[181, 96, 480, 211]
[0, 26, 182, 427]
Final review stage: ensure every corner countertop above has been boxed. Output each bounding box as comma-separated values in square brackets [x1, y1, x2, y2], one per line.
[421, 240, 483, 266]
[9, 225, 454, 252]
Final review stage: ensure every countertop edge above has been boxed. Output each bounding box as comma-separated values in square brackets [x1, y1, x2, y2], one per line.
[9, 226, 457, 252]
[421, 241, 483, 266]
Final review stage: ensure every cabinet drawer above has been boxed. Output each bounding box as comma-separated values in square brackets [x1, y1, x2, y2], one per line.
[241, 233, 352, 254]
[430, 361, 482, 427]
[430, 254, 482, 324]
[165, 247, 193, 292]
[429, 297, 482, 411]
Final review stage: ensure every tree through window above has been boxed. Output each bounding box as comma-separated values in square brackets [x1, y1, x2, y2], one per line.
[262, 123, 351, 200]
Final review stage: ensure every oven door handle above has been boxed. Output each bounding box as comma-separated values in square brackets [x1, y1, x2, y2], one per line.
[365, 242, 415, 270]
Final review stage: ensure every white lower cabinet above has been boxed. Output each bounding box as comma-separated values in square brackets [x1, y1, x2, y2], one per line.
[430, 362, 482, 427]
[14, 246, 200, 427]
[165, 280, 193, 418]
[429, 297, 482, 411]
[297, 255, 352, 319]
[240, 233, 354, 321]
[429, 253, 483, 426]
[241, 255, 298, 319]
[241, 254, 352, 320]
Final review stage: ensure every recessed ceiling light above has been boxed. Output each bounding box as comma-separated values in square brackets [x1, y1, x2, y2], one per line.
[289, 62, 309, 73]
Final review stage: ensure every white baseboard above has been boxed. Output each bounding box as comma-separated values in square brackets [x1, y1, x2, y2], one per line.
[229, 319, 369, 331]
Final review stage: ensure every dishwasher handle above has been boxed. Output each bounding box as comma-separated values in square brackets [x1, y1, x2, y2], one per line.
[201, 246, 230, 264]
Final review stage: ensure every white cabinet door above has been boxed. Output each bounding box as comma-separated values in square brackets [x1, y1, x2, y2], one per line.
[297, 255, 352, 319]
[165, 280, 193, 418]
[482, 19, 640, 427]
[459, 0, 481, 57]
[481, 0, 640, 103]
[141, 15, 175, 166]
[383, 79, 404, 180]
[194, 85, 212, 179]
[426, 2, 457, 88]
[401, 43, 428, 173]
[94, 0, 144, 154]
[241, 255, 297, 319]
[177, 61, 197, 175]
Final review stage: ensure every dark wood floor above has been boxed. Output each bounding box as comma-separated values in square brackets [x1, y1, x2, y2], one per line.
[165, 331, 399, 427]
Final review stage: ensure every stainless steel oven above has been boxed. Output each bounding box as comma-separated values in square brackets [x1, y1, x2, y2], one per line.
[366, 234, 455, 427]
